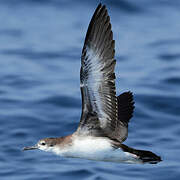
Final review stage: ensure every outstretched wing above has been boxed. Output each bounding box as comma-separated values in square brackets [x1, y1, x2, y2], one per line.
[77, 4, 118, 136]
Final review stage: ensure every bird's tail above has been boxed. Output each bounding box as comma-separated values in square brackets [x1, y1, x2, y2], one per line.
[120, 144, 162, 164]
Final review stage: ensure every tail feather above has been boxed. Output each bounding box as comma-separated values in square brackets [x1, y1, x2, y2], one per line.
[120, 144, 162, 164]
[133, 148, 162, 164]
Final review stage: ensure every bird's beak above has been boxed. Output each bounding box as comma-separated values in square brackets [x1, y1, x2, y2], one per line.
[23, 145, 38, 151]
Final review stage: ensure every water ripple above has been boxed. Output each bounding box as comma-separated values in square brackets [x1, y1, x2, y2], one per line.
[0, 1, 179, 180]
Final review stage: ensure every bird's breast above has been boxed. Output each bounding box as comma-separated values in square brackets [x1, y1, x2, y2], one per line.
[52, 136, 140, 163]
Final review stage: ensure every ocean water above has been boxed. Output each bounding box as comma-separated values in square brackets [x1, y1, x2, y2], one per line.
[0, 0, 180, 179]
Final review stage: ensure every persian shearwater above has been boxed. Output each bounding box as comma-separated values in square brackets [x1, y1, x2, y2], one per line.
[23, 3, 161, 164]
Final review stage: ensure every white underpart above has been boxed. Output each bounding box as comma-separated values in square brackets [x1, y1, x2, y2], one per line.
[83, 48, 109, 128]
[47, 136, 141, 164]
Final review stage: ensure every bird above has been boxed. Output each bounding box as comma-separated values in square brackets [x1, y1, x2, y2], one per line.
[23, 3, 161, 164]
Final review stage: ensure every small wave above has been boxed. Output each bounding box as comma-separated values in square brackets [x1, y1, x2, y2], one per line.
[61, 169, 93, 179]
[38, 95, 81, 108]
[159, 53, 180, 61]
[163, 77, 180, 85]
[108, 0, 142, 14]
[0, 29, 22, 37]
[1, 48, 79, 61]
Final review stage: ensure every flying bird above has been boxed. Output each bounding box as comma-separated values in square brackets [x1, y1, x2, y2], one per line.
[23, 3, 161, 164]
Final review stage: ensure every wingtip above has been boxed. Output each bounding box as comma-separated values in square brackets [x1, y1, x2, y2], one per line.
[97, 3, 107, 12]
[96, 3, 102, 11]
[127, 91, 133, 96]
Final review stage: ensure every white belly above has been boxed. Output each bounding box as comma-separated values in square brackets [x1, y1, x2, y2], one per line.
[52, 136, 141, 164]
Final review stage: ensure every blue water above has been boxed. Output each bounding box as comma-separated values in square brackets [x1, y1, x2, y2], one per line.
[1, 0, 180, 179]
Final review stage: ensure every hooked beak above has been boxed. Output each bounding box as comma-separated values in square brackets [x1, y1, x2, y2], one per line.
[23, 145, 38, 151]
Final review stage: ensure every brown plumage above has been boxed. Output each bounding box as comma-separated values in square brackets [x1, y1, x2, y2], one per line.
[42, 135, 73, 147]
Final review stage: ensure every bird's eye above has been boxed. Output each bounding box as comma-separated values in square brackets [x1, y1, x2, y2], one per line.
[41, 142, 46, 146]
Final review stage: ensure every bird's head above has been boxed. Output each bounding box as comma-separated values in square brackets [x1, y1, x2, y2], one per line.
[23, 138, 57, 152]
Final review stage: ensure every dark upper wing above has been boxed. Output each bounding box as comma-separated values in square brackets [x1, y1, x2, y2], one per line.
[113, 91, 135, 142]
[117, 92, 134, 126]
[76, 4, 118, 136]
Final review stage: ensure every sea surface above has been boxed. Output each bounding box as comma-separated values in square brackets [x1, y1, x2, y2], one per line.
[0, 0, 180, 179]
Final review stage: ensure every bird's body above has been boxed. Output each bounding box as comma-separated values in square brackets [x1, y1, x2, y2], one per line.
[35, 135, 142, 164]
[23, 3, 161, 164]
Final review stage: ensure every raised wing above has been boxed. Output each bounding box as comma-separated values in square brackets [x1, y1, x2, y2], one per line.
[77, 4, 118, 136]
